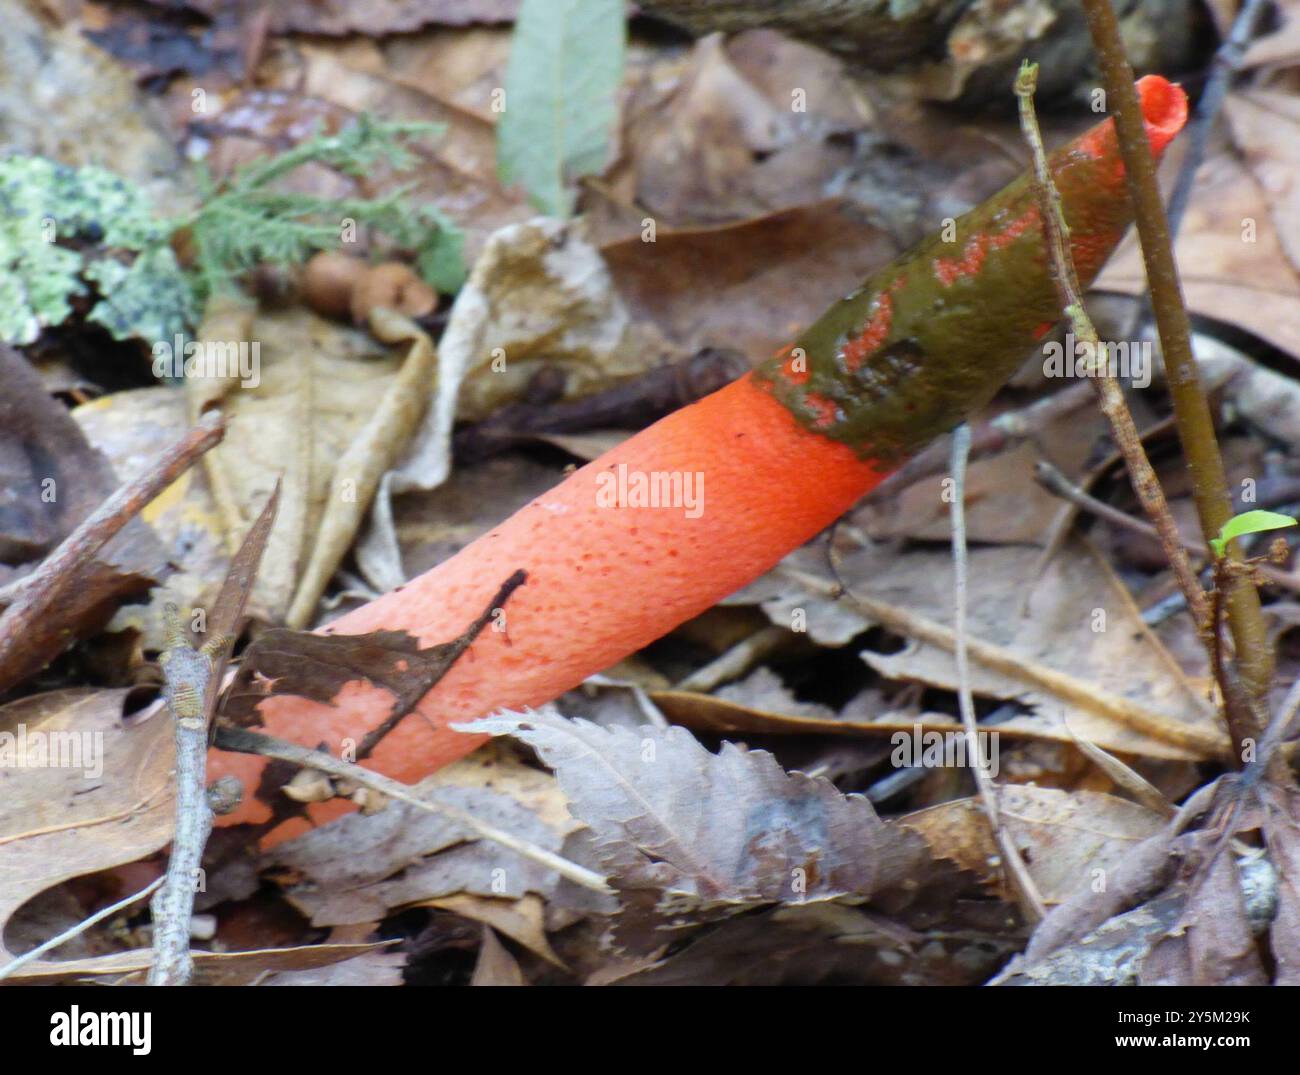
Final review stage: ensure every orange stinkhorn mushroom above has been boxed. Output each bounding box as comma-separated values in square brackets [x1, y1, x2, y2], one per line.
[211, 76, 1188, 839]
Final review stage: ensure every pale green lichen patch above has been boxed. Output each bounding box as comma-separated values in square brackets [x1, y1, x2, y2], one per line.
[0, 155, 191, 344]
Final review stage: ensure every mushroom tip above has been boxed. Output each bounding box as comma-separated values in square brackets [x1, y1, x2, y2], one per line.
[1136, 75, 1189, 157]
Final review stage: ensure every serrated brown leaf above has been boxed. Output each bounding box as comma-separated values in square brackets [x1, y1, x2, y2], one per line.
[467, 708, 888, 903]
[462, 708, 971, 953]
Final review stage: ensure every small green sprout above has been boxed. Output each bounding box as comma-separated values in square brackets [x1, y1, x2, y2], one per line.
[1208, 509, 1298, 559]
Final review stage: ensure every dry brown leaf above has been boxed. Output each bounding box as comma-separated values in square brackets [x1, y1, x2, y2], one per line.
[467, 708, 886, 902]
[464, 708, 961, 953]
[261, 947, 406, 985]
[1097, 151, 1300, 361]
[7, 939, 395, 985]
[266, 766, 575, 927]
[726, 539, 1218, 761]
[469, 924, 527, 985]
[859, 433, 1103, 546]
[1224, 89, 1300, 268]
[442, 217, 681, 423]
[392, 454, 568, 580]
[73, 387, 229, 650]
[899, 786, 1168, 905]
[599, 897, 1020, 986]
[603, 201, 898, 361]
[1018, 821, 1185, 968]
[186, 299, 425, 623]
[997, 891, 1186, 985]
[0, 349, 169, 690]
[1002, 780, 1288, 985]
[289, 309, 439, 626]
[1181, 842, 1269, 985]
[427, 893, 562, 969]
[620, 32, 871, 225]
[0, 690, 174, 965]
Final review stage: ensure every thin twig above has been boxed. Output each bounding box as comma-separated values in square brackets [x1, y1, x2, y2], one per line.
[867, 381, 1095, 501]
[1026, 414, 1175, 600]
[149, 486, 278, 986]
[0, 410, 226, 683]
[1061, 722, 1176, 817]
[214, 725, 612, 894]
[1015, 61, 1213, 636]
[356, 569, 528, 760]
[1244, 673, 1300, 788]
[674, 625, 791, 693]
[0, 877, 164, 981]
[1033, 459, 1207, 560]
[1034, 459, 1300, 595]
[149, 611, 229, 986]
[949, 423, 1046, 924]
[1017, 57, 1264, 760]
[1082, 0, 1273, 709]
[1206, 556, 1274, 767]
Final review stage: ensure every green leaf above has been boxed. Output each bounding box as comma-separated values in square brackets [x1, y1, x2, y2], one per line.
[416, 223, 467, 294]
[497, 0, 626, 217]
[1209, 509, 1298, 558]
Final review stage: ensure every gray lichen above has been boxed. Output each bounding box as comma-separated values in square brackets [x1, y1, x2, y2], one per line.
[0, 155, 192, 344]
